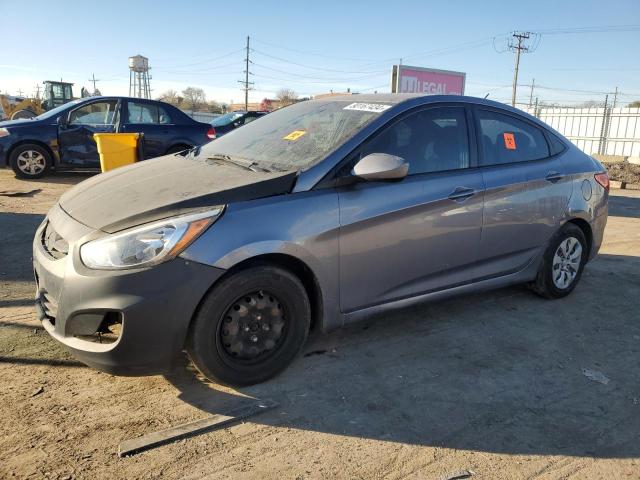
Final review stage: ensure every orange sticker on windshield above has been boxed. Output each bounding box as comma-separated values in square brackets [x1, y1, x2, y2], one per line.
[503, 132, 516, 150]
[283, 130, 306, 141]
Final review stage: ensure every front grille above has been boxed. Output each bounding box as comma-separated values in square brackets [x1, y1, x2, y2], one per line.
[41, 221, 68, 260]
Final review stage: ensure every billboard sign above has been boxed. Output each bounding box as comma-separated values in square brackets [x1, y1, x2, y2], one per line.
[391, 65, 466, 95]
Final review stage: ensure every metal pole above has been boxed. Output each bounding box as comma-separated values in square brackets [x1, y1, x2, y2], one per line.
[598, 94, 609, 155]
[245, 36, 250, 110]
[529, 78, 535, 107]
[511, 36, 522, 107]
[534, 97, 539, 118]
[612, 86, 618, 108]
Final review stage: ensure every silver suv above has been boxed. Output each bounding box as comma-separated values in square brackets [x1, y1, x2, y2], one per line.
[33, 94, 609, 386]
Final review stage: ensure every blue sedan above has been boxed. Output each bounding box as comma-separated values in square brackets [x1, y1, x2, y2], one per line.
[0, 96, 215, 178]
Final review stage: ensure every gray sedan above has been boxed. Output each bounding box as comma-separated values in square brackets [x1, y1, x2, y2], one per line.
[33, 94, 609, 386]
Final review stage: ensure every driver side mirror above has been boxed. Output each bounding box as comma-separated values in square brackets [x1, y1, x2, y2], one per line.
[56, 115, 68, 127]
[352, 153, 408, 181]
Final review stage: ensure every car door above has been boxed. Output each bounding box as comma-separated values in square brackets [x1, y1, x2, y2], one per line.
[58, 100, 120, 167]
[473, 107, 573, 278]
[338, 105, 484, 312]
[120, 100, 173, 159]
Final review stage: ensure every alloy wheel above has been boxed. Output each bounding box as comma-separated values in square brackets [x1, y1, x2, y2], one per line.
[552, 236, 583, 289]
[16, 150, 46, 176]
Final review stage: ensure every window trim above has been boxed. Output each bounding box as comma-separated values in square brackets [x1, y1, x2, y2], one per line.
[470, 105, 562, 168]
[66, 99, 121, 126]
[320, 103, 477, 187]
[125, 100, 162, 125]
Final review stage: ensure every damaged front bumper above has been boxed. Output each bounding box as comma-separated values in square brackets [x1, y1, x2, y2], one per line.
[33, 204, 225, 375]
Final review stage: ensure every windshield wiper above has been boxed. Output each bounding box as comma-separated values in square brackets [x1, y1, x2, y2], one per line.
[205, 154, 271, 173]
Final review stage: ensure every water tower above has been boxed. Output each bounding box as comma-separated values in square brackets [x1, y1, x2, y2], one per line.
[128, 55, 151, 99]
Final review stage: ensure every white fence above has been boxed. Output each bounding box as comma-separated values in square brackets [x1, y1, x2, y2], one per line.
[523, 106, 640, 158]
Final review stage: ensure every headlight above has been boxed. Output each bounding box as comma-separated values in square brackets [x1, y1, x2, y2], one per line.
[80, 208, 223, 270]
[0, 128, 10, 138]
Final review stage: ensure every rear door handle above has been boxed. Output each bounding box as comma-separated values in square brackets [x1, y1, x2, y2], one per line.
[546, 171, 565, 183]
[448, 186, 476, 202]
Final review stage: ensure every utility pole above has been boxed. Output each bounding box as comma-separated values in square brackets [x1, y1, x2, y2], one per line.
[88, 74, 100, 94]
[612, 86, 619, 108]
[238, 36, 254, 111]
[17, 89, 24, 97]
[34, 84, 41, 100]
[509, 31, 532, 107]
[529, 78, 535, 107]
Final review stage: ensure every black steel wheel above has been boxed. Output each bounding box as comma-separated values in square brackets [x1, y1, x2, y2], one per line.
[187, 265, 310, 386]
[218, 290, 287, 364]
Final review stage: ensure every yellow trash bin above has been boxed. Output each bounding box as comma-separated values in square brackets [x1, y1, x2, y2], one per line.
[93, 133, 142, 173]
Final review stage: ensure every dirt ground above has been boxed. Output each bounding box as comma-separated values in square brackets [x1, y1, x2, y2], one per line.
[1, 169, 639, 480]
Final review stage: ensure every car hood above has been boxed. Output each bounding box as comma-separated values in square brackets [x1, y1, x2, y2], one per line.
[58, 154, 298, 233]
[0, 118, 42, 128]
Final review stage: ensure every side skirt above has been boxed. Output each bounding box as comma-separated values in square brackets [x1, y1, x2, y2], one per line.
[342, 250, 543, 327]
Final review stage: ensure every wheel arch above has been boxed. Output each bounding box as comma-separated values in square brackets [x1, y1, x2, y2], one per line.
[190, 253, 324, 335]
[7, 139, 57, 166]
[563, 217, 593, 258]
[165, 143, 193, 155]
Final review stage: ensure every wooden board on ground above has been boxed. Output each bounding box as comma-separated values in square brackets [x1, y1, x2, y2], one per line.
[118, 399, 278, 457]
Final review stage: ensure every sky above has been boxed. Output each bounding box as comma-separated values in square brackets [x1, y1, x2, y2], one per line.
[1, 0, 639, 107]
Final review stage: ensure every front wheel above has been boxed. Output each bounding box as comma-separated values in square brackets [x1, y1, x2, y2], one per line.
[531, 223, 588, 299]
[187, 265, 311, 386]
[9, 143, 52, 179]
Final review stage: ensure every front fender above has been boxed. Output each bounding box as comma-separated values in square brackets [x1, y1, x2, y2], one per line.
[180, 191, 342, 331]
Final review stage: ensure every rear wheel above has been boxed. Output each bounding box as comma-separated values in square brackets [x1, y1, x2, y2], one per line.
[531, 223, 588, 299]
[166, 144, 191, 155]
[9, 144, 52, 179]
[187, 265, 311, 386]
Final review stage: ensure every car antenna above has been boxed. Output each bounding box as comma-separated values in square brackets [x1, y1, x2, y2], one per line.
[484, 93, 490, 99]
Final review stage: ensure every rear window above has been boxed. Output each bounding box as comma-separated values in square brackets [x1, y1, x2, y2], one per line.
[477, 110, 550, 165]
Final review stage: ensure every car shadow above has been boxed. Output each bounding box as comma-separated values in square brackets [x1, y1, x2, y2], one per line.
[0, 212, 44, 282]
[26, 171, 95, 186]
[608, 191, 640, 218]
[165, 252, 640, 459]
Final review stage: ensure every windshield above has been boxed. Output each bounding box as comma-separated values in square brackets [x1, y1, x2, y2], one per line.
[212, 112, 244, 127]
[199, 100, 388, 171]
[35, 99, 83, 121]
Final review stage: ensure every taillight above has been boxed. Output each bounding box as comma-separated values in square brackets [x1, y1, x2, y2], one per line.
[594, 172, 609, 192]
[206, 127, 216, 140]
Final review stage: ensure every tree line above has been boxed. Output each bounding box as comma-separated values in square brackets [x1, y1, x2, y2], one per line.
[157, 87, 299, 113]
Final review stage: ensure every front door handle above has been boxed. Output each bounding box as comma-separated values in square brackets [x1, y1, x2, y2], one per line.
[448, 186, 476, 202]
[546, 171, 565, 183]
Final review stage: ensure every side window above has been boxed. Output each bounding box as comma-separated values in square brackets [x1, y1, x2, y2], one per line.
[477, 110, 550, 165]
[127, 102, 159, 124]
[69, 101, 118, 125]
[360, 107, 470, 175]
[158, 107, 172, 124]
[548, 133, 566, 156]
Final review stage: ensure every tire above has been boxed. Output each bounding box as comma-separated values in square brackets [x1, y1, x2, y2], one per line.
[166, 144, 191, 155]
[9, 143, 52, 179]
[11, 109, 37, 120]
[187, 265, 311, 386]
[530, 223, 588, 299]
